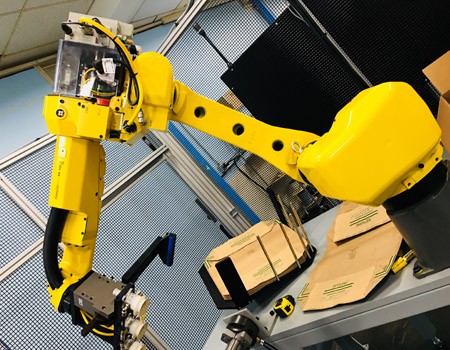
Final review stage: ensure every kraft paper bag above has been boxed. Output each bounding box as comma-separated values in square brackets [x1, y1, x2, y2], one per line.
[204, 220, 308, 300]
[298, 202, 402, 311]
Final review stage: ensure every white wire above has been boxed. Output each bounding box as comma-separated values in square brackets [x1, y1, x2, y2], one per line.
[285, 1, 305, 22]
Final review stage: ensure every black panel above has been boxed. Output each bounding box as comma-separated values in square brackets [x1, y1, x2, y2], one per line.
[301, 0, 450, 114]
[221, 8, 364, 135]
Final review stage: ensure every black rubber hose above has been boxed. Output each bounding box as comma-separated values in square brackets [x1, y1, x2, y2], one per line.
[43, 207, 69, 289]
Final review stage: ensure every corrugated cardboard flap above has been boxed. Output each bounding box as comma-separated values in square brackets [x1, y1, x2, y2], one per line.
[205, 220, 276, 262]
[423, 50, 450, 94]
[332, 204, 390, 242]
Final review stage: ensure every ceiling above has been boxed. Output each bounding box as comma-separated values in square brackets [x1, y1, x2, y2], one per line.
[0, 0, 188, 75]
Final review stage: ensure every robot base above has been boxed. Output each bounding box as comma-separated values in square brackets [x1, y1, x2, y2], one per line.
[385, 161, 450, 279]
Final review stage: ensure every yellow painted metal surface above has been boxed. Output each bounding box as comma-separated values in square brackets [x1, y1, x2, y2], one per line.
[134, 52, 174, 131]
[43, 95, 111, 140]
[48, 137, 104, 221]
[43, 92, 151, 146]
[48, 276, 81, 310]
[172, 81, 319, 180]
[171, 81, 443, 205]
[297, 82, 443, 205]
[47, 136, 105, 308]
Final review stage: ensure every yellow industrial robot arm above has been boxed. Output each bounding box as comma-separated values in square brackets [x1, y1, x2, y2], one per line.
[41, 15, 444, 349]
[133, 51, 442, 205]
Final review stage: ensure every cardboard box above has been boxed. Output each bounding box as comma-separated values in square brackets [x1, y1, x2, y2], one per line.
[204, 220, 308, 300]
[423, 51, 450, 152]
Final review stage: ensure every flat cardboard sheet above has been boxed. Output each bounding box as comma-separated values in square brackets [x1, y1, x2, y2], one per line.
[332, 204, 390, 242]
[205, 220, 308, 300]
[298, 202, 402, 311]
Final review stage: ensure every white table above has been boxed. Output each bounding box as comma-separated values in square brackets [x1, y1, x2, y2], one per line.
[203, 206, 450, 349]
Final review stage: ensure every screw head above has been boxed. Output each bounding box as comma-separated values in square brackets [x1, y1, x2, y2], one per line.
[56, 108, 65, 118]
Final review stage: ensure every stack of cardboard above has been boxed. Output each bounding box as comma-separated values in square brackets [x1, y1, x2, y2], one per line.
[298, 202, 403, 311]
[204, 220, 308, 300]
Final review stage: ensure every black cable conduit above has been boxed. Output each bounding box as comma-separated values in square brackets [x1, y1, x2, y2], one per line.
[43, 207, 69, 289]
